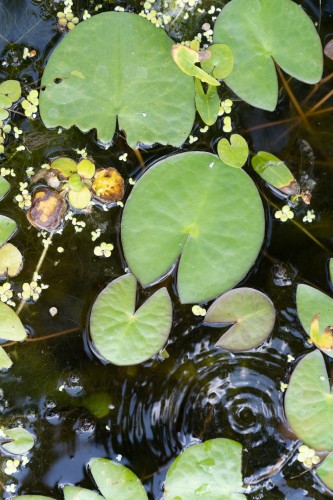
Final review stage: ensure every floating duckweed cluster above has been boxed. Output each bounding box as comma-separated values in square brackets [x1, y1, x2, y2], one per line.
[275, 205, 295, 222]
[93, 242, 114, 257]
[297, 445, 321, 468]
[0, 282, 15, 306]
[21, 89, 39, 118]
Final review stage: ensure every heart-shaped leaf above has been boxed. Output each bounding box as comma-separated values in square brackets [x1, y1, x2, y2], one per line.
[317, 452, 333, 490]
[205, 288, 275, 351]
[194, 79, 220, 126]
[201, 43, 234, 80]
[0, 80, 21, 102]
[213, 0, 323, 110]
[164, 438, 245, 499]
[0, 243, 23, 277]
[0, 175, 10, 200]
[0, 346, 13, 369]
[89, 458, 148, 499]
[1, 427, 35, 455]
[0, 302, 26, 341]
[39, 12, 195, 147]
[121, 152, 264, 304]
[285, 350, 333, 451]
[251, 151, 298, 194]
[90, 274, 172, 365]
[63, 486, 103, 500]
[0, 214, 17, 245]
[296, 284, 333, 338]
[171, 45, 220, 86]
[217, 134, 249, 169]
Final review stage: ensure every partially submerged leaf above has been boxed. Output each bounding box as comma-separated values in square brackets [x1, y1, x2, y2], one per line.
[1, 427, 34, 455]
[309, 314, 333, 358]
[89, 458, 148, 499]
[92, 167, 124, 203]
[171, 44, 220, 86]
[0, 346, 13, 369]
[27, 188, 67, 231]
[0, 214, 17, 245]
[0, 243, 23, 277]
[0, 175, 10, 200]
[0, 302, 26, 341]
[63, 486, 103, 500]
[205, 288, 275, 351]
[0, 80, 21, 102]
[296, 284, 333, 340]
[90, 274, 172, 365]
[217, 134, 248, 169]
[251, 151, 298, 194]
[121, 152, 264, 304]
[317, 452, 333, 490]
[214, 0, 323, 110]
[164, 438, 245, 499]
[80, 392, 112, 419]
[194, 79, 220, 126]
[201, 43, 234, 79]
[39, 12, 195, 147]
[285, 350, 333, 450]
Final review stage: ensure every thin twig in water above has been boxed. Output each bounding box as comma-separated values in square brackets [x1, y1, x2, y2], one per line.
[1, 327, 81, 349]
[276, 66, 310, 127]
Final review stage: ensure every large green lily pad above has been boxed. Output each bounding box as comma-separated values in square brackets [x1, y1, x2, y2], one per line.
[164, 438, 245, 499]
[2, 427, 35, 455]
[0, 214, 17, 246]
[90, 274, 172, 365]
[296, 284, 333, 337]
[284, 350, 333, 451]
[39, 12, 195, 147]
[213, 0, 323, 110]
[205, 288, 275, 351]
[89, 458, 148, 499]
[121, 152, 264, 304]
[0, 302, 26, 342]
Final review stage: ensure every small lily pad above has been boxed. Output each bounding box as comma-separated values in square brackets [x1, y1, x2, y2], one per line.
[63, 486, 103, 500]
[27, 188, 67, 232]
[171, 45, 220, 86]
[90, 274, 172, 365]
[251, 151, 298, 194]
[217, 134, 249, 169]
[195, 79, 220, 126]
[164, 438, 245, 499]
[0, 301, 26, 342]
[89, 458, 148, 499]
[285, 350, 333, 451]
[1, 427, 35, 455]
[0, 346, 13, 369]
[68, 173, 84, 192]
[68, 186, 91, 210]
[205, 288, 275, 351]
[77, 159, 95, 179]
[201, 43, 234, 79]
[0, 243, 23, 277]
[0, 175, 10, 200]
[0, 214, 17, 246]
[50, 157, 77, 179]
[317, 452, 333, 490]
[296, 284, 333, 338]
[0, 80, 21, 102]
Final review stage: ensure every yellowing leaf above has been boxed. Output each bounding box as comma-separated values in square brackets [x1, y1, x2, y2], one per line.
[171, 45, 220, 86]
[310, 313, 333, 357]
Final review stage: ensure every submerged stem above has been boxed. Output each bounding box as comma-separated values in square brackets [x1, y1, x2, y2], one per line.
[133, 147, 145, 169]
[2, 327, 80, 349]
[277, 66, 310, 128]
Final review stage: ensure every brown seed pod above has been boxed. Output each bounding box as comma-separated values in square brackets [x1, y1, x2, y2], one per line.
[92, 167, 125, 203]
[27, 188, 67, 232]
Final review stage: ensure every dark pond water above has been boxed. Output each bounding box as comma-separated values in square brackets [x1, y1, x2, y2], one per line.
[1, 0, 333, 498]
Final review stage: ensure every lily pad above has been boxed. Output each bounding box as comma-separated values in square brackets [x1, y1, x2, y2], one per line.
[194, 79, 220, 126]
[0, 346, 13, 369]
[77, 159, 95, 179]
[89, 458, 148, 499]
[121, 152, 264, 304]
[164, 438, 245, 499]
[50, 157, 77, 179]
[39, 12, 195, 147]
[251, 151, 298, 194]
[285, 350, 333, 451]
[201, 43, 234, 80]
[0, 175, 10, 200]
[217, 134, 249, 169]
[90, 274, 172, 365]
[205, 288, 275, 351]
[0, 243, 23, 277]
[68, 186, 91, 210]
[171, 44, 220, 86]
[0, 80, 21, 102]
[1, 427, 35, 455]
[0, 301, 26, 342]
[296, 284, 333, 338]
[0, 214, 17, 246]
[63, 486, 103, 500]
[213, 0, 323, 110]
[317, 452, 333, 490]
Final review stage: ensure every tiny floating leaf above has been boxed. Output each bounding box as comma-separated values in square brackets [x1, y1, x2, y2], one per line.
[217, 134, 249, 169]
[194, 79, 219, 126]
[201, 43, 234, 79]
[68, 186, 91, 210]
[205, 287, 275, 350]
[171, 45, 220, 86]
[0, 79, 21, 102]
[77, 159, 95, 179]
[1, 427, 35, 455]
[164, 438, 245, 499]
[0, 242, 23, 277]
[50, 157, 77, 179]
[251, 151, 298, 194]
[90, 274, 172, 366]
